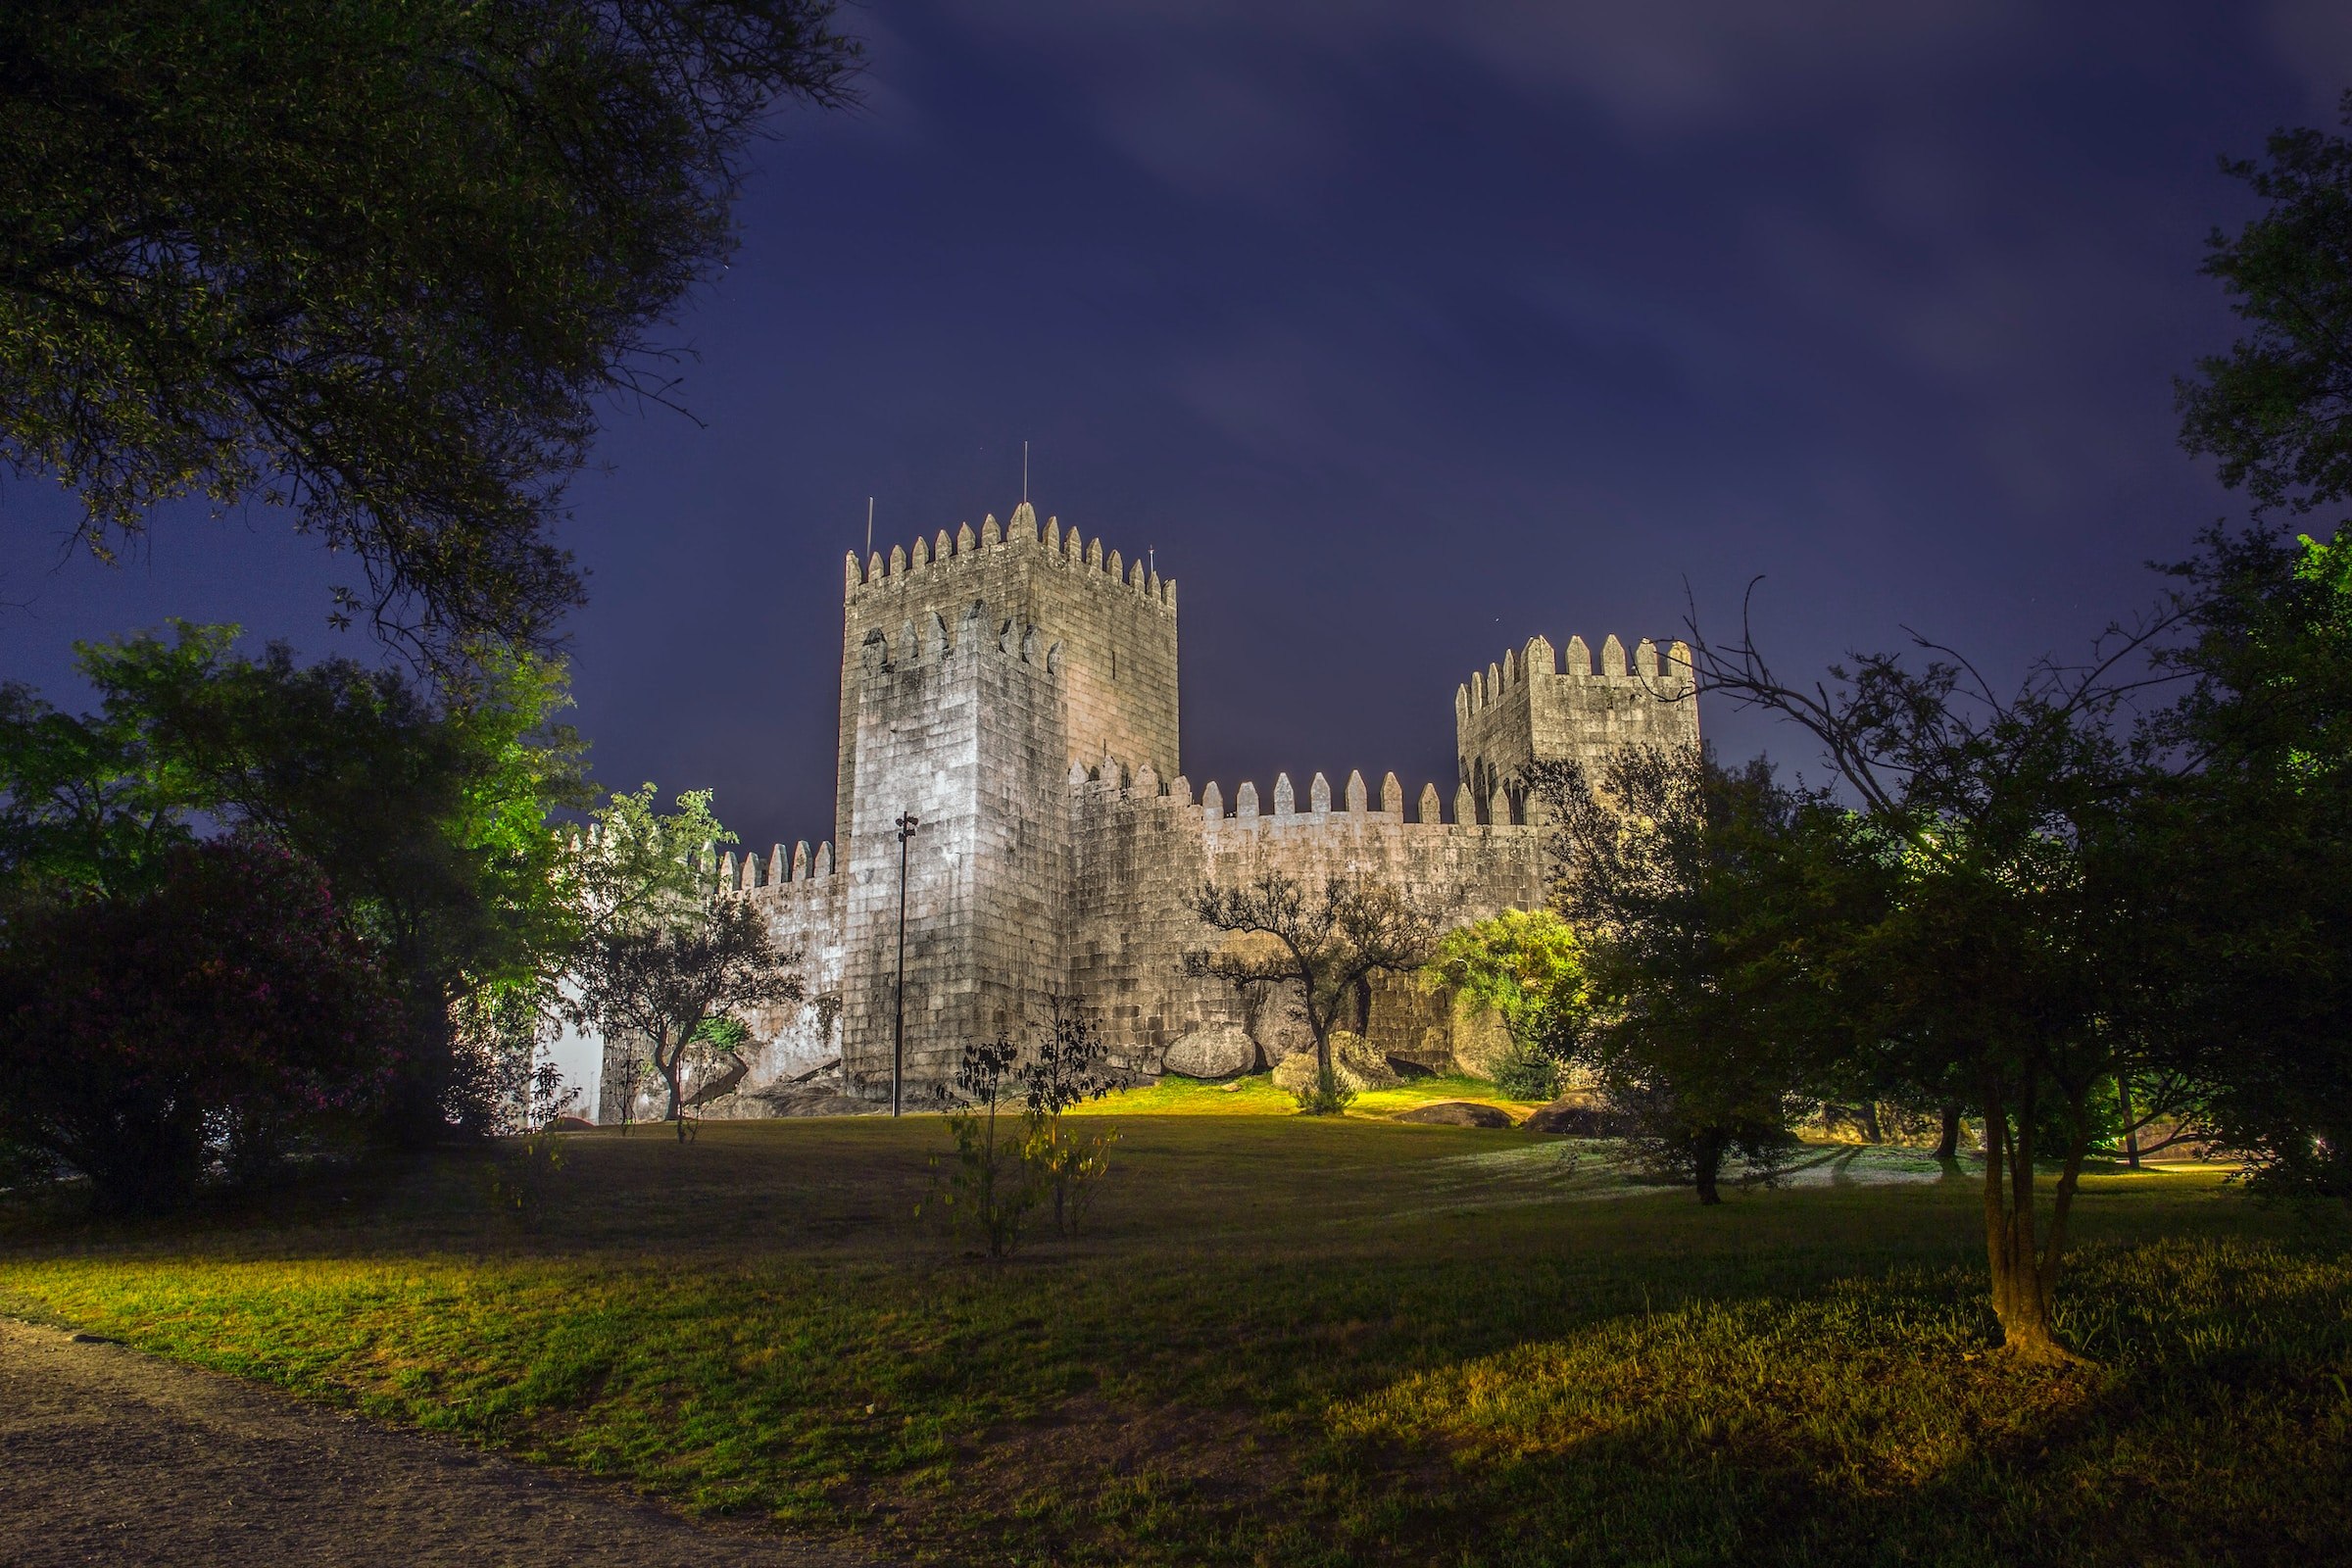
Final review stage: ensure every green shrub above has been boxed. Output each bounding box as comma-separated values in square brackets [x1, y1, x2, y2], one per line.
[920, 1038, 1038, 1259]
[1492, 1037, 1561, 1101]
[480, 1129, 567, 1229]
[1294, 1073, 1354, 1116]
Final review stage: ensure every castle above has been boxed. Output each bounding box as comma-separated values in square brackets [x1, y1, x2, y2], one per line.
[598, 501, 1696, 1119]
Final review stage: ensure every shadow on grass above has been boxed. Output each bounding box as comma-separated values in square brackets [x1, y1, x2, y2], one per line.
[1311, 1236, 2352, 1568]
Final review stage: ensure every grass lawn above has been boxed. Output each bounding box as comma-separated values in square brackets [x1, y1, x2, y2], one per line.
[2, 1112, 2348, 1566]
[1073, 1070, 1551, 1118]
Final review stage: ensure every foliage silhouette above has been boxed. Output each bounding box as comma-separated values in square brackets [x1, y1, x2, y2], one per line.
[0, 0, 860, 662]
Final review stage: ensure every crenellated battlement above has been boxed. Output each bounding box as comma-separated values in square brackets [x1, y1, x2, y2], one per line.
[1062, 761, 1541, 829]
[725, 838, 838, 894]
[1453, 627, 1700, 819]
[843, 500, 1174, 612]
[831, 498, 1181, 852]
[1455, 632, 1694, 717]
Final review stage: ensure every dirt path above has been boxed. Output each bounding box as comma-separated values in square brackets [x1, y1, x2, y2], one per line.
[0, 1317, 881, 1568]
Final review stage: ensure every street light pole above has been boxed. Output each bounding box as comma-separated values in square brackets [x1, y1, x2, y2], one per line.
[892, 810, 918, 1117]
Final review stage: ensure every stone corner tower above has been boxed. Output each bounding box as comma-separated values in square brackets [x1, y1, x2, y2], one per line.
[1453, 632, 1699, 822]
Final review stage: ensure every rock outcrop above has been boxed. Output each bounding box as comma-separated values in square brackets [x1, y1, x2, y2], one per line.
[1394, 1101, 1515, 1128]
[1522, 1097, 1621, 1135]
[1272, 1030, 1399, 1094]
[1448, 993, 1517, 1080]
[1162, 1026, 1259, 1080]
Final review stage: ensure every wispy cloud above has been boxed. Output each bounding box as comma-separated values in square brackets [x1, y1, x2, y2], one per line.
[938, 0, 2030, 201]
[2265, 0, 2352, 113]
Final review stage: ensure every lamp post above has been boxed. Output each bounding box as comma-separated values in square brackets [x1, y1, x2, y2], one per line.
[892, 810, 918, 1117]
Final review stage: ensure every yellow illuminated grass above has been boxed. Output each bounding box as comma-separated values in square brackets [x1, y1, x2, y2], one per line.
[1071, 1070, 1546, 1118]
[1, 1117, 2346, 1566]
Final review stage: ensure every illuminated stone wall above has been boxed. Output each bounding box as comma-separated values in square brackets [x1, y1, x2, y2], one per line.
[1058, 769, 1549, 1065]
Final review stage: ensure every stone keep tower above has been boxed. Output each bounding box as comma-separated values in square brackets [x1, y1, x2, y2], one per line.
[1453, 632, 1698, 823]
[832, 501, 1177, 1092]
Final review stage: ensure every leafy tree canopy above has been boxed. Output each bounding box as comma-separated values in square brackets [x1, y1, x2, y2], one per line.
[0, 628, 218, 904]
[0, 0, 859, 662]
[2178, 92, 2352, 517]
[1689, 610, 2190, 1358]
[1424, 906, 1588, 1049]
[1195, 872, 1449, 1114]
[2159, 96, 2352, 1204]
[572, 781, 733, 935]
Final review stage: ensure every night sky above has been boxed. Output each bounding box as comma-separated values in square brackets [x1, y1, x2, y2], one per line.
[5, 1, 2346, 853]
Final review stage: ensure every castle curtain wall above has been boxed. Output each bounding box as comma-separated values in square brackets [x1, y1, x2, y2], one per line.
[1064, 772, 1547, 1064]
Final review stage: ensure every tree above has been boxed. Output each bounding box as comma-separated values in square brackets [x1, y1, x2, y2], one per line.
[1, 623, 591, 1142]
[1195, 872, 1448, 1114]
[58, 623, 592, 1141]
[1535, 745, 1875, 1204]
[2156, 496, 2352, 1207]
[1423, 907, 1589, 1099]
[576, 898, 793, 1138]
[568, 786, 800, 1140]
[0, 0, 859, 662]
[1690, 618, 2180, 1360]
[0, 838, 397, 1211]
[2163, 101, 2352, 1202]
[2108, 1066, 2210, 1169]
[0, 631, 232, 900]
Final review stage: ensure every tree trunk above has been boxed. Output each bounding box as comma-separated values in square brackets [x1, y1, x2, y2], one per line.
[1859, 1101, 1884, 1144]
[1979, 1073, 2084, 1365]
[1981, 1074, 2052, 1358]
[2118, 1075, 2141, 1169]
[656, 1033, 687, 1143]
[1693, 1129, 1727, 1205]
[1302, 996, 1342, 1112]
[1935, 1102, 1962, 1161]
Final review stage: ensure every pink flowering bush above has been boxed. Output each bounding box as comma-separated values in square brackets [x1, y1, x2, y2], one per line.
[0, 839, 398, 1211]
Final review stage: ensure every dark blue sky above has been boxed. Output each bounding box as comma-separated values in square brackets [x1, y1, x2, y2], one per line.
[5, 1, 2347, 855]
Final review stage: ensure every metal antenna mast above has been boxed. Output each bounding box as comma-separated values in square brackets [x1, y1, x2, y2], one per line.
[865, 497, 873, 560]
[1022, 441, 1029, 504]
